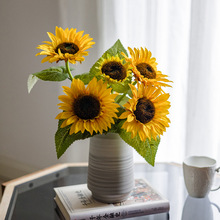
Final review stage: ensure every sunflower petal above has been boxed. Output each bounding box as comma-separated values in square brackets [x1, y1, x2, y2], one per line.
[56, 77, 119, 135]
[36, 26, 95, 64]
[121, 81, 171, 141]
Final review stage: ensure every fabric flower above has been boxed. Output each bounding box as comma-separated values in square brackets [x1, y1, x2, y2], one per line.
[36, 26, 95, 64]
[56, 77, 119, 135]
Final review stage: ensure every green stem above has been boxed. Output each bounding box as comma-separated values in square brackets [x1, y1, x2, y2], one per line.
[66, 60, 73, 81]
[116, 81, 137, 104]
[117, 92, 127, 104]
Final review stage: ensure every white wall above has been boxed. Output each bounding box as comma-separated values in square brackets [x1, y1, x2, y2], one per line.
[0, 0, 100, 179]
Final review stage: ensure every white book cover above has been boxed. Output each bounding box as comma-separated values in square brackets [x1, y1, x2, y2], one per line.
[54, 179, 170, 220]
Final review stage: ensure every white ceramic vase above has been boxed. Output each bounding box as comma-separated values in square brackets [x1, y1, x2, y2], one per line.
[87, 133, 134, 203]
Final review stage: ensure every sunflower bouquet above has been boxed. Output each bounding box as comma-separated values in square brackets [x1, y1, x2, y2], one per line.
[28, 27, 172, 166]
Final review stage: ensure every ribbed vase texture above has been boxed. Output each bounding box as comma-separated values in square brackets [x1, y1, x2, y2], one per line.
[87, 133, 134, 203]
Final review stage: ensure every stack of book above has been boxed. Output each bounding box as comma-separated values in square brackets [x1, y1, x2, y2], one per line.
[54, 178, 170, 220]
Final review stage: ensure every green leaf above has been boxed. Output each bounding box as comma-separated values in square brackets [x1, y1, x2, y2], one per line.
[55, 120, 96, 158]
[111, 82, 130, 93]
[74, 72, 96, 85]
[33, 66, 69, 81]
[118, 123, 160, 166]
[104, 39, 128, 58]
[27, 74, 39, 93]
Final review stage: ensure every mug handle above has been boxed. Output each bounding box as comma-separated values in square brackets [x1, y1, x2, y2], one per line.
[211, 167, 220, 191]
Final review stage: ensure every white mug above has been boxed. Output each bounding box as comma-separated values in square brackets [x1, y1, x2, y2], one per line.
[183, 156, 220, 198]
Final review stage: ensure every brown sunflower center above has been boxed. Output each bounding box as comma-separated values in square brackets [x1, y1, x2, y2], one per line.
[134, 97, 155, 124]
[73, 95, 100, 120]
[136, 63, 156, 79]
[55, 42, 79, 55]
[101, 61, 127, 81]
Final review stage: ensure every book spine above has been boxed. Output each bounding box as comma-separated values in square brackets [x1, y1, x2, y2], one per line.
[71, 202, 170, 220]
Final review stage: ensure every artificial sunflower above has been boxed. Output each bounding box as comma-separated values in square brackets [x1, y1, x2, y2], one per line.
[122, 47, 172, 87]
[120, 83, 170, 141]
[96, 54, 132, 84]
[36, 26, 95, 64]
[55, 77, 119, 135]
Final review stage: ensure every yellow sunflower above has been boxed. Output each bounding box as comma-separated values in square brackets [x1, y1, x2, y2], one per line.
[55, 77, 119, 135]
[36, 26, 95, 64]
[96, 54, 132, 84]
[122, 47, 172, 87]
[120, 83, 171, 141]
